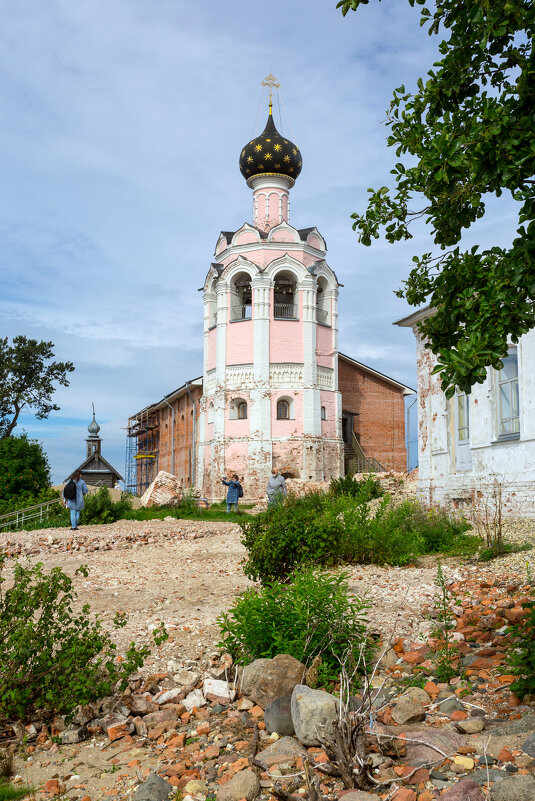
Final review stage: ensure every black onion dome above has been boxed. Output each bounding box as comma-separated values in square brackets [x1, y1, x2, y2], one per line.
[239, 114, 302, 184]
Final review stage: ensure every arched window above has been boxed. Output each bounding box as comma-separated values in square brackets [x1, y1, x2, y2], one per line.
[230, 271, 252, 321]
[316, 276, 330, 325]
[277, 399, 290, 420]
[274, 271, 297, 319]
[207, 401, 214, 424]
[237, 401, 248, 419]
[321, 405, 327, 421]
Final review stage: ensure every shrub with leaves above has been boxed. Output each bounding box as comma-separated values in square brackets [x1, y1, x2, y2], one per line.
[0, 555, 167, 719]
[329, 473, 383, 502]
[241, 492, 478, 583]
[80, 486, 133, 525]
[218, 567, 370, 685]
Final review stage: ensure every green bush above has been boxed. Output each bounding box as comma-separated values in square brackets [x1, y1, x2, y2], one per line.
[0, 782, 32, 800]
[218, 567, 370, 685]
[329, 473, 383, 502]
[0, 555, 167, 719]
[80, 487, 133, 525]
[0, 435, 50, 502]
[241, 492, 478, 583]
[241, 492, 343, 583]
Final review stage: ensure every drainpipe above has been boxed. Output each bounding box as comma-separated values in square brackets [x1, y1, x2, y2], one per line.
[163, 398, 176, 476]
[185, 381, 196, 487]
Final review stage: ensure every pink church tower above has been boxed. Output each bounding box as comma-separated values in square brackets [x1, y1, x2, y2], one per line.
[197, 78, 343, 499]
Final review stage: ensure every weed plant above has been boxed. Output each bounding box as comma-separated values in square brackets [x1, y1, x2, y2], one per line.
[507, 580, 535, 699]
[479, 541, 532, 562]
[218, 567, 370, 686]
[329, 473, 383, 502]
[430, 564, 460, 682]
[0, 783, 32, 800]
[241, 492, 478, 583]
[0, 556, 167, 719]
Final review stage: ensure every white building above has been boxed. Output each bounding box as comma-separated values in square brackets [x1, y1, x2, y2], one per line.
[396, 307, 535, 517]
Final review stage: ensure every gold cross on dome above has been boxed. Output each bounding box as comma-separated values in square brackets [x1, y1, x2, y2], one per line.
[262, 73, 280, 115]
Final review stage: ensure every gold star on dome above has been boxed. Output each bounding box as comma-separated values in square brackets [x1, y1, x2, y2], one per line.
[274, 143, 281, 151]
[298, 161, 302, 167]
[283, 140, 288, 144]
[255, 144, 262, 151]
[265, 153, 272, 160]
[241, 149, 245, 157]
[265, 138, 271, 142]
[247, 156, 253, 162]
[283, 155, 290, 162]
[258, 164, 265, 169]
[246, 169, 251, 174]
[275, 163, 281, 168]
[289, 167, 294, 172]
[293, 148, 297, 155]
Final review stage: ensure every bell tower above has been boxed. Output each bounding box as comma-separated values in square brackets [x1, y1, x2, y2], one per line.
[197, 77, 343, 499]
[86, 404, 102, 458]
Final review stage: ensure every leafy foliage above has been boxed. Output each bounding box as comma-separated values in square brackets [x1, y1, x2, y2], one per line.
[0, 783, 33, 800]
[240, 492, 477, 583]
[80, 486, 134, 525]
[507, 591, 535, 699]
[0, 336, 74, 439]
[329, 473, 383, 502]
[0, 435, 51, 502]
[431, 564, 460, 682]
[218, 567, 370, 685]
[0, 556, 167, 719]
[336, 0, 535, 395]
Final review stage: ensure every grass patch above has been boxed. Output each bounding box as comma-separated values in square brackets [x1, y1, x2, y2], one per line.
[479, 541, 532, 561]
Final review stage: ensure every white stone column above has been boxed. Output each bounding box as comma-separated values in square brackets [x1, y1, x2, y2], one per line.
[249, 274, 273, 491]
[249, 175, 293, 227]
[300, 276, 320, 436]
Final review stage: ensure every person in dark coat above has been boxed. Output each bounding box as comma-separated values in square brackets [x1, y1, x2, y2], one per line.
[266, 468, 287, 507]
[222, 474, 241, 513]
[65, 469, 88, 530]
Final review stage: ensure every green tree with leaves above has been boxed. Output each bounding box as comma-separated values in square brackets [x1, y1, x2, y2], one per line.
[0, 337, 74, 438]
[337, 0, 535, 396]
[0, 435, 51, 502]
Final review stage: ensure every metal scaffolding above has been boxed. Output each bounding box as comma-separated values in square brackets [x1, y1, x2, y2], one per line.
[124, 409, 160, 495]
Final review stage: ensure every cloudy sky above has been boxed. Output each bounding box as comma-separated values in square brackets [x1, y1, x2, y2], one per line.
[1, 0, 518, 484]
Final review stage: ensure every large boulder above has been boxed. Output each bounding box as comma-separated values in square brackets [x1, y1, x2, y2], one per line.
[140, 471, 182, 507]
[256, 736, 307, 767]
[291, 684, 338, 747]
[133, 773, 173, 801]
[217, 769, 260, 801]
[487, 774, 535, 801]
[440, 780, 485, 800]
[265, 695, 294, 736]
[240, 654, 306, 709]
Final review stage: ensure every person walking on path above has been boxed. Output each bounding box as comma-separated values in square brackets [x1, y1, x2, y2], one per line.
[64, 469, 88, 530]
[266, 468, 287, 507]
[222, 474, 242, 513]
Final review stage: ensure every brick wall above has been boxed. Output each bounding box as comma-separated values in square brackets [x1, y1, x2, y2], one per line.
[338, 356, 408, 472]
[157, 385, 203, 487]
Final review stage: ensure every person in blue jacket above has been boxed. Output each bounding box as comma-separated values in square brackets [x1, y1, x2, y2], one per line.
[222, 474, 241, 513]
[65, 469, 89, 530]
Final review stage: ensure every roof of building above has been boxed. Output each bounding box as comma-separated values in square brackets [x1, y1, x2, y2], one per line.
[70, 452, 123, 482]
[131, 378, 203, 418]
[393, 305, 435, 327]
[338, 352, 415, 394]
[239, 113, 302, 184]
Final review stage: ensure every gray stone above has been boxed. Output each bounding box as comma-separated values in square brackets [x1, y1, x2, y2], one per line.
[437, 697, 465, 715]
[183, 689, 206, 712]
[521, 731, 535, 757]
[256, 736, 307, 767]
[265, 695, 294, 736]
[391, 698, 426, 725]
[379, 649, 398, 669]
[133, 773, 173, 801]
[58, 726, 89, 745]
[130, 695, 159, 715]
[217, 769, 260, 801]
[403, 687, 431, 705]
[291, 684, 338, 747]
[468, 768, 507, 785]
[331, 793, 377, 801]
[487, 774, 535, 801]
[71, 703, 98, 726]
[157, 687, 183, 706]
[241, 654, 306, 709]
[401, 727, 466, 765]
[488, 714, 535, 737]
[439, 780, 485, 800]
[455, 717, 486, 734]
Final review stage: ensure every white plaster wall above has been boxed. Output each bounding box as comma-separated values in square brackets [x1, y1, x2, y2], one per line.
[415, 328, 535, 517]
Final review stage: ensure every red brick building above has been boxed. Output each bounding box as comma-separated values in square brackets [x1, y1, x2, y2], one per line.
[126, 359, 411, 496]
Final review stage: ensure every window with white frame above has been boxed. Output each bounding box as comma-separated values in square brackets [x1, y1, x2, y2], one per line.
[229, 398, 248, 420]
[454, 389, 471, 471]
[498, 349, 519, 436]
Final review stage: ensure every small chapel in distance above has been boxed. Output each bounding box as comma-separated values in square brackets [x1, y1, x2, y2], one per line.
[126, 79, 414, 500]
